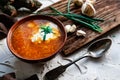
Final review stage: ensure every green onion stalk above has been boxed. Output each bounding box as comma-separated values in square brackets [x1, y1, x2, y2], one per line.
[38, 0, 104, 32]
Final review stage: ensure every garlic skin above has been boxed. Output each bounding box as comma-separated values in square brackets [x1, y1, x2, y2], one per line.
[81, 2, 96, 16]
[65, 24, 77, 33]
[73, 0, 84, 7]
[76, 30, 86, 36]
[86, 0, 96, 5]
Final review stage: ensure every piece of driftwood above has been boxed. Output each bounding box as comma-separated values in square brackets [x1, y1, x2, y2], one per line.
[0, 13, 16, 40]
[25, 74, 39, 80]
[0, 0, 42, 16]
[0, 13, 16, 29]
[0, 73, 39, 80]
[0, 22, 8, 40]
[1, 72, 16, 80]
[39, 0, 120, 56]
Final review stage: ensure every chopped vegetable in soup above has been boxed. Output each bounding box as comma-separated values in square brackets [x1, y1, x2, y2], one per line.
[12, 20, 63, 60]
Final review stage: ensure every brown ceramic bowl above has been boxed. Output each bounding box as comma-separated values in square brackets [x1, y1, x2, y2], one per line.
[7, 15, 67, 63]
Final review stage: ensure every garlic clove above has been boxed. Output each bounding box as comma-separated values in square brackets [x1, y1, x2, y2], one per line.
[64, 25, 71, 33]
[69, 24, 77, 33]
[81, 2, 96, 16]
[73, 0, 84, 7]
[65, 24, 77, 33]
[86, 0, 96, 5]
[76, 30, 86, 36]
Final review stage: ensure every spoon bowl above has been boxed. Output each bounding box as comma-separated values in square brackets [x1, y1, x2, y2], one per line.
[88, 38, 112, 58]
[44, 38, 112, 80]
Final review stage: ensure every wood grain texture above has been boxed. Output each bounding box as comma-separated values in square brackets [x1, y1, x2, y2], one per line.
[39, 0, 120, 55]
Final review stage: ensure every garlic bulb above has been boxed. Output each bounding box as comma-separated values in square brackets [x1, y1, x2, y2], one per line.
[86, 0, 96, 5]
[76, 30, 86, 36]
[73, 0, 84, 7]
[65, 24, 77, 33]
[81, 2, 96, 16]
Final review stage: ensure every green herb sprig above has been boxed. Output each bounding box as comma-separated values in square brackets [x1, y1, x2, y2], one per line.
[38, 0, 104, 32]
[40, 25, 53, 41]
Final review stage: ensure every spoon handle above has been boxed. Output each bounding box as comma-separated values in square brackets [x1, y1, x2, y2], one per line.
[44, 55, 89, 80]
[64, 54, 89, 68]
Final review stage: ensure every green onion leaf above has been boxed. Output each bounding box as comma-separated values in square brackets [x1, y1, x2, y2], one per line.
[40, 25, 53, 41]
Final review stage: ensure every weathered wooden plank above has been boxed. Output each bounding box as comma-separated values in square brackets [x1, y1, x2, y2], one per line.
[39, 0, 120, 55]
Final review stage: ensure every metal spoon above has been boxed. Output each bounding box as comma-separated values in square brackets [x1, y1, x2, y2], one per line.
[44, 38, 112, 80]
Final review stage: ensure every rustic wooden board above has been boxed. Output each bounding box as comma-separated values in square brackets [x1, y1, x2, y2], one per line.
[40, 0, 120, 55]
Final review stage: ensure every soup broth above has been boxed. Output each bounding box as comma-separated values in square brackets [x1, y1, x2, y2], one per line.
[11, 20, 63, 60]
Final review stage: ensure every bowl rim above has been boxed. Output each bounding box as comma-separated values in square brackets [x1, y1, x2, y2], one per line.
[7, 15, 67, 62]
